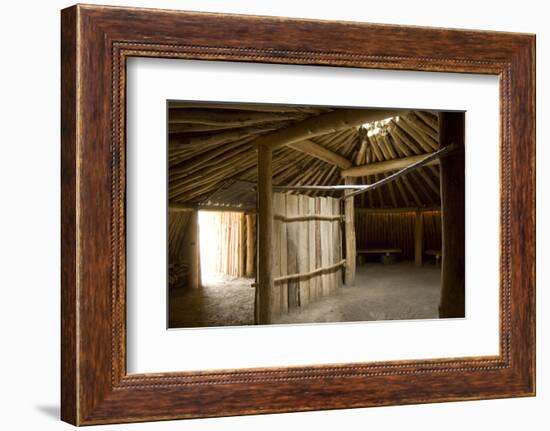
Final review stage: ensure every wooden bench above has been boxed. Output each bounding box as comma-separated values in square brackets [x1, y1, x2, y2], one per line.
[425, 249, 442, 266]
[357, 248, 402, 265]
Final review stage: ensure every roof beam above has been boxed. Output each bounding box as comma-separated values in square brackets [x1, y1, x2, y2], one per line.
[255, 108, 404, 150]
[288, 139, 352, 169]
[344, 146, 452, 199]
[341, 152, 439, 177]
[274, 146, 453, 199]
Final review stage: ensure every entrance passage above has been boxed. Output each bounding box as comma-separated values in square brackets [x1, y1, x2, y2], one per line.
[168, 210, 255, 328]
[198, 210, 246, 282]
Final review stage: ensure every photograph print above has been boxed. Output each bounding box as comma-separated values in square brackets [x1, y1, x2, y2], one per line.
[167, 102, 464, 329]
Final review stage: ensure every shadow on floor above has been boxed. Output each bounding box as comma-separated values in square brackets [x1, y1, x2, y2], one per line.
[35, 404, 59, 420]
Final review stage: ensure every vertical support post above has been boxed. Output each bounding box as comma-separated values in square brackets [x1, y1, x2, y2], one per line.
[238, 212, 246, 277]
[187, 210, 201, 289]
[414, 210, 424, 267]
[257, 144, 274, 324]
[344, 177, 356, 286]
[439, 112, 465, 318]
[245, 213, 255, 277]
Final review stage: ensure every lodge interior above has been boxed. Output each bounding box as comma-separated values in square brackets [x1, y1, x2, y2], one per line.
[167, 102, 465, 328]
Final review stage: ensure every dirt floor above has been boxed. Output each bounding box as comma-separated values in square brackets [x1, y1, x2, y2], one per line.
[169, 275, 255, 328]
[168, 261, 441, 328]
[275, 261, 441, 325]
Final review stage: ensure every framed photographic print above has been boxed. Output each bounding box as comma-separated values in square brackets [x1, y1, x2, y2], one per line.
[61, 4, 535, 425]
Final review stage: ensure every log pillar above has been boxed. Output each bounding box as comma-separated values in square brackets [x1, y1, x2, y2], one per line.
[439, 112, 465, 318]
[245, 213, 255, 277]
[414, 210, 424, 267]
[344, 177, 356, 286]
[238, 212, 246, 277]
[187, 210, 201, 289]
[257, 144, 274, 324]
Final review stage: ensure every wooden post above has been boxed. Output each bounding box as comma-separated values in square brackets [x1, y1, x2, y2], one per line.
[344, 177, 356, 286]
[257, 144, 274, 324]
[245, 213, 255, 277]
[238, 212, 246, 277]
[187, 210, 201, 289]
[414, 210, 424, 267]
[439, 112, 465, 318]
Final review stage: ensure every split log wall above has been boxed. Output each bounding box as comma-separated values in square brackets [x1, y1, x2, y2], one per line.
[423, 210, 443, 252]
[272, 192, 343, 316]
[355, 210, 441, 260]
[168, 211, 200, 289]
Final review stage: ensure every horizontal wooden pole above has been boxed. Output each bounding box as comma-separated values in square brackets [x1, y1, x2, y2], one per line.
[273, 184, 361, 191]
[255, 109, 404, 150]
[169, 204, 195, 212]
[341, 153, 439, 177]
[357, 248, 402, 254]
[169, 203, 255, 213]
[250, 259, 346, 287]
[274, 146, 452, 196]
[274, 213, 343, 222]
[355, 207, 440, 214]
[288, 139, 352, 169]
[343, 145, 454, 199]
[275, 260, 346, 284]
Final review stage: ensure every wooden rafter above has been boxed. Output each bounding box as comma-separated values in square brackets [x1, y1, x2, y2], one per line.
[274, 146, 453, 200]
[341, 152, 439, 177]
[254, 108, 404, 150]
[288, 139, 352, 169]
[166, 103, 443, 208]
[169, 108, 306, 126]
[397, 117, 437, 151]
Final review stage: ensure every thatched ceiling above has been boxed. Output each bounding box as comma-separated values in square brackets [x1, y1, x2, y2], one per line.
[168, 102, 440, 210]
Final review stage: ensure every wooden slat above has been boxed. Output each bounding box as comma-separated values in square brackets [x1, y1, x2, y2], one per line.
[332, 198, 342, 292]
[245, 213, 255, 277]
[278, 194, 288, 313]
[298, 195, 310, 305]
[273, 194, 283, 315]
[315, 197, 323, 299]
[308, 197, 318, 302]
[320, 198, 329, 296]
[414, 210, 424, 267]
[286, 194, 300, 309]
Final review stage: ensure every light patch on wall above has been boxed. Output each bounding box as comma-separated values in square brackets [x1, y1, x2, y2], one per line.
[198, 211, 220, 282]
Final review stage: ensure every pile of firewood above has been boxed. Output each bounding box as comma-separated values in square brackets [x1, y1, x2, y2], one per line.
[168, 262, 188, 289]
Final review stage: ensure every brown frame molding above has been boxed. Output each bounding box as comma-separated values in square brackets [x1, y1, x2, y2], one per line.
[61, 4, 535, 425]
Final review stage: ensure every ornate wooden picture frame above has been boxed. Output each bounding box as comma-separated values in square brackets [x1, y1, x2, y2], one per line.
[61, 4, 535, 425]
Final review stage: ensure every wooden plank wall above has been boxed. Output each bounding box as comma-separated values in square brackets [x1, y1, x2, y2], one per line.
[355, 210, 441, 260]
[272, 192, 343, 315]
[168, 211, 197, 288]
[423, 210, 443, 252]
